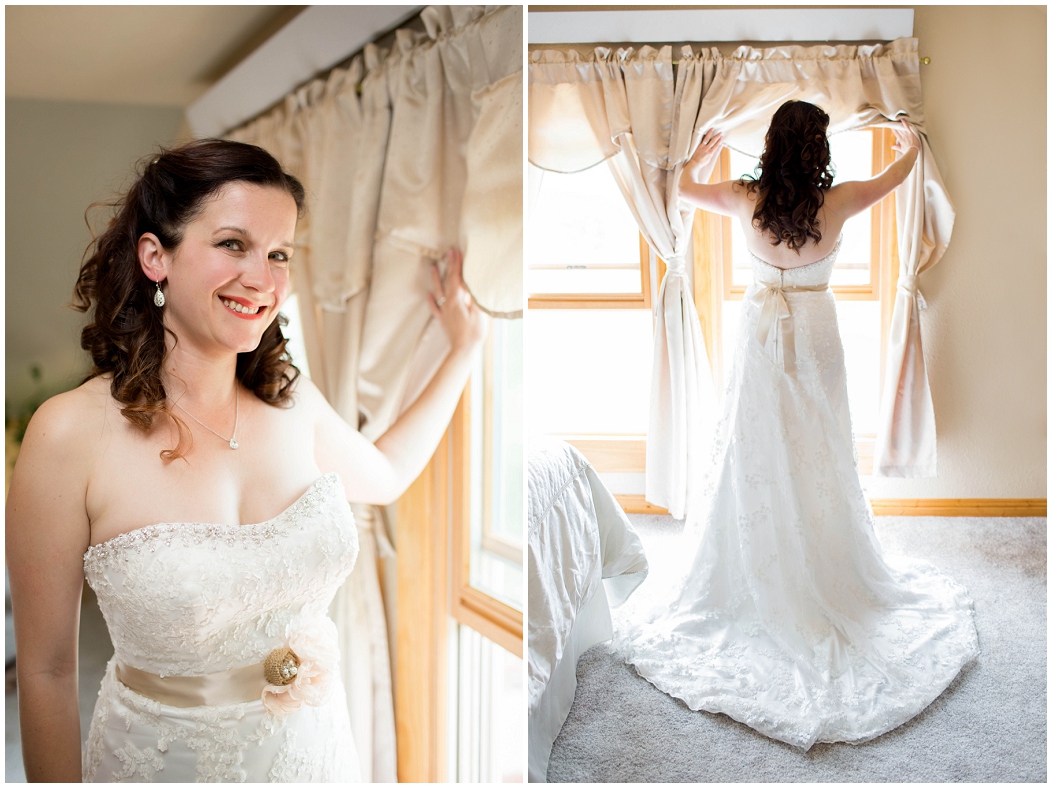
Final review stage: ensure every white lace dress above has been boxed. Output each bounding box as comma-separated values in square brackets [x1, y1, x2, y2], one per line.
[615, 238, 979, 750]
[81, 473, 361, 782]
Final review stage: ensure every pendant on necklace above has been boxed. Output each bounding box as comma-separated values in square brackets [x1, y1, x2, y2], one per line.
[230, 439, 239, 450]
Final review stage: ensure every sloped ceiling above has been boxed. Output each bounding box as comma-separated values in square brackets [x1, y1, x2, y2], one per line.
[5, 6, 302, 107]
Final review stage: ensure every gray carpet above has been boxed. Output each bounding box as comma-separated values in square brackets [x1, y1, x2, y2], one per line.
[547, 515, 1047, 783]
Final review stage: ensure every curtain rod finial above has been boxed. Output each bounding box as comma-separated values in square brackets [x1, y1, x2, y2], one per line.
[920, 56, 931, 65]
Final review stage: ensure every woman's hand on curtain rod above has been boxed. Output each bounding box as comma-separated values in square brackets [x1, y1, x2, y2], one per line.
[685, 128, 724, 182]
[427, 247, 489, 354]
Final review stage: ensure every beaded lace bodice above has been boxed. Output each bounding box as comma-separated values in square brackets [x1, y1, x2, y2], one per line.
[746, 234, 841, 288]
[83, 473, 358, 678]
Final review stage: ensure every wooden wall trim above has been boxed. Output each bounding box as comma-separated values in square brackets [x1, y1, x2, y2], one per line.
[565, 437, 646, 474]
[613, 494, 668, 515]
[615, 494, 1047, 518]
[868, 499, 1046, 517]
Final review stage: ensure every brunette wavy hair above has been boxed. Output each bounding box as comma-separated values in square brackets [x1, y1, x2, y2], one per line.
[742, 101, 836, 251]
[72, 139, 306, 461]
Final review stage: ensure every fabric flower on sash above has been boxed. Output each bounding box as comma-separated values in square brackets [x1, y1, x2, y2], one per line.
[261, 619, 339, 716]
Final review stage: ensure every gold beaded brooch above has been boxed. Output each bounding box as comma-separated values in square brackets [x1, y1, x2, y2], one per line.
[264, 647, 301, 686]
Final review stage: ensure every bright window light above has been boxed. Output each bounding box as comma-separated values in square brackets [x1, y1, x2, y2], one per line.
[526, 309, 653, 436]
[453, 625, 524, 783]
[278, 291, 311, 380]
[469, 318, 524, 610]
[528, 163, 642, 295]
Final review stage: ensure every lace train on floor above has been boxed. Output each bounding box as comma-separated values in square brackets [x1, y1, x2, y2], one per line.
[614, 244, 979, 750]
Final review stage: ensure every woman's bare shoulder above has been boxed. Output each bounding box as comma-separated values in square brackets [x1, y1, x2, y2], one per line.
[287, 373, 325, 414]
[24, 377, 113, 451]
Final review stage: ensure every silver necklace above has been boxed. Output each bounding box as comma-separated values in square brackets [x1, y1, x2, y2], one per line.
[173, 387, 240, 450]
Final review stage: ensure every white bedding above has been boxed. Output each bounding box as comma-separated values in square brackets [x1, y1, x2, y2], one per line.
[527, 439, 648, 781]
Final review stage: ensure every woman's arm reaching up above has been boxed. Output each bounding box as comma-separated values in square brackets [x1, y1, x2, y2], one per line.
[310, 247, 489, 505]
[677, 129, 746, 217]
[828, 120, 921, 219]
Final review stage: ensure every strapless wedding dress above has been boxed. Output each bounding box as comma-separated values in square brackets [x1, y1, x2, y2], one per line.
[615, 237, 979, 750]
[82, 473, 361, 782]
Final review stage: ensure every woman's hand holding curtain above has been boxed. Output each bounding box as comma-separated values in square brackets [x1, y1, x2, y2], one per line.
[310, 247, 488, 506]
[427, 248, 489, 353]
[685, 129, 724, 182]
[891, 119, 921, 156]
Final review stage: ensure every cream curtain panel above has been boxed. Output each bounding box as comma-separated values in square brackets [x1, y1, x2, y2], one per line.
[529, 38, 952, 514]
[530, 47, 718, 520]
[230, 5, 522, 781]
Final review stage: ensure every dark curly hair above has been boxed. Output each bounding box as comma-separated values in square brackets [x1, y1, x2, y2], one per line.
[742, 101, 835, 251]
[72, 138, 306, 461]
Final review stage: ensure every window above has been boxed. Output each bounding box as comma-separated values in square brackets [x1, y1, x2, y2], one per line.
[529, 129, 900, 496]
[528, 163, 655, 305]
[394, 313, 524, 783]
[454, 318, 524, 644]
[449, 318, 524, 782]
[527, 163, 660, 481]
[451, 625, 523, 783]
[278, 291, 311, 379]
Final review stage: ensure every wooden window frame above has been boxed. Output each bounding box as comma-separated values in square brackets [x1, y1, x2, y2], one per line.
[450, 384, 523, 657]
[395, 428, 451, 782]
[528, 235, 659, 310]
[394, 372, 524, 780]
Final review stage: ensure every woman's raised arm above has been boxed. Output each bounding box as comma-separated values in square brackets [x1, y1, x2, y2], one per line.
[678, 129, 747, 217]
[830, 120, 921, 219]
[6, 391, 97, 782]
[311, 248, 488, 505]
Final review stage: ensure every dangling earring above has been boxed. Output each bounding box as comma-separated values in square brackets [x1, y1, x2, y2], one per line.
[153, 281, 166, 308]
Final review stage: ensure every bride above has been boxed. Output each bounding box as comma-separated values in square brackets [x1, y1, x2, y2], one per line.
[615, 102, 979, 750]
[6, 139, 486, 781]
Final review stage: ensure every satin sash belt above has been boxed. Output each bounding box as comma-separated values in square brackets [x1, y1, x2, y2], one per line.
[749, 281, 830, 377]
[117, 661, 268, 708]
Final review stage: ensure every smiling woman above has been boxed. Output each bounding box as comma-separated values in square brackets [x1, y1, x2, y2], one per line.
[73, 140, 307, 462]
[5, 138, 488, 782]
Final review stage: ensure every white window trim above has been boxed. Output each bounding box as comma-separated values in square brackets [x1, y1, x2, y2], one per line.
[528, 8, 913, 45]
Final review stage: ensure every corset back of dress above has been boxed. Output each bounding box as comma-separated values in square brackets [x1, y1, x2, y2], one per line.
[83, 473, 358, 678]
[738, 236, 844, 386]
[747, 234, 841, 289]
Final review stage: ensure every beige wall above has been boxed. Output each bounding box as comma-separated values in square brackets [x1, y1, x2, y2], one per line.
[530, 6, 1047, 500]
[870, 6, 1045, 499]
[6, 99, 186, 409]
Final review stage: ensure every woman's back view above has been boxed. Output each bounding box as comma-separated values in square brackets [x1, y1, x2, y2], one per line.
[614, 102, 979, 749]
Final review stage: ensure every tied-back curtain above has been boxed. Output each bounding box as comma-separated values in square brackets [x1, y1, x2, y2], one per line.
[230, 5, 523, 781]
[530, 38, 953, 515]
[530, 46, 718, 520]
